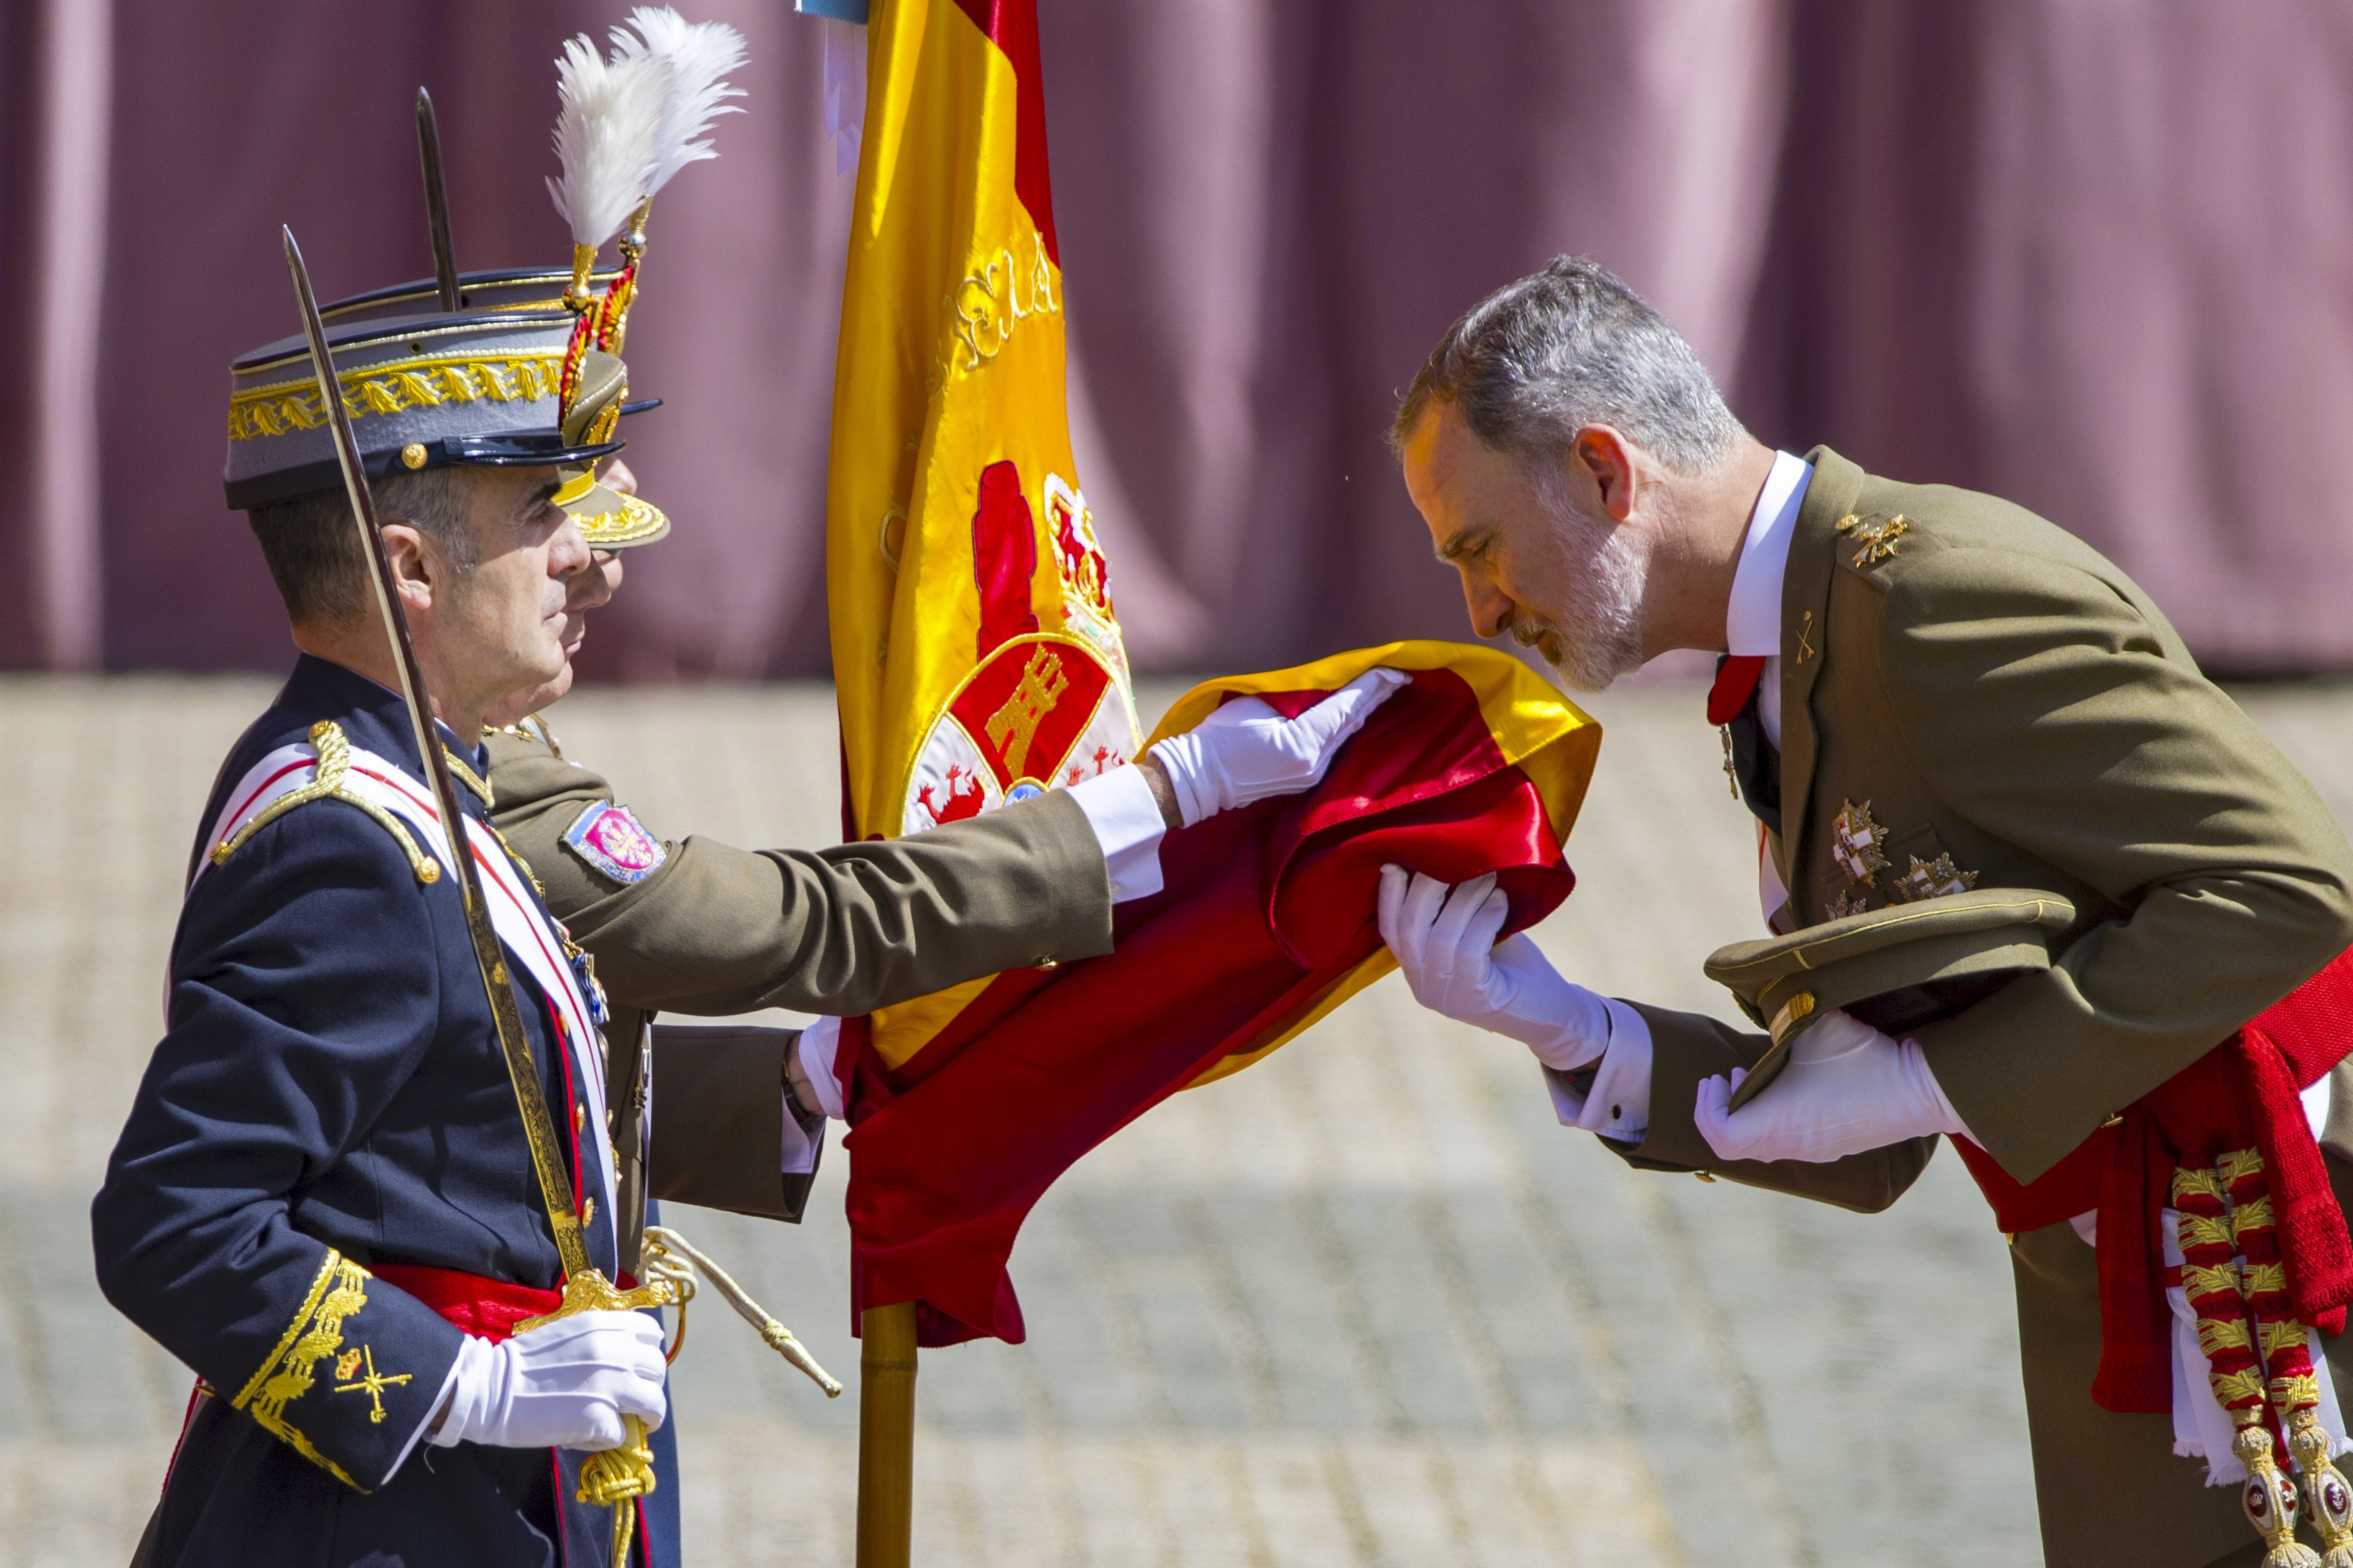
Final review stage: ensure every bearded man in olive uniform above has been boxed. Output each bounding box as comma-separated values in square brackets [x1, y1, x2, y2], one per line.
[1377, 255, 2353, 1565]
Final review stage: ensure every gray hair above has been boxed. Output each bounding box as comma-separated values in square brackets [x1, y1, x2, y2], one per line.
[245, 466, 474, 627]
[1390, 256, 1743, 475]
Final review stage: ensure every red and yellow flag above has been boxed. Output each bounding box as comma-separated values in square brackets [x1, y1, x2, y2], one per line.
[824, 0, 1131, 1074]
[823, 2, 1607, 1346]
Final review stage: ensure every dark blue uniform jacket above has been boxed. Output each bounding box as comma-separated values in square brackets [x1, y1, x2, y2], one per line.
[94, 657, 645, 1567]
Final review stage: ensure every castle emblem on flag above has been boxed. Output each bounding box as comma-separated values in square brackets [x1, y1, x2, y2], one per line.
[562, 802, 666, 884]
[985, 646, 1072, 777]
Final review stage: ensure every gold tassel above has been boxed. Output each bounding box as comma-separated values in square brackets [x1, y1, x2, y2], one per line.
[2289, 1409, 2353, 1568]
[2240, 1423, 2323, 1567]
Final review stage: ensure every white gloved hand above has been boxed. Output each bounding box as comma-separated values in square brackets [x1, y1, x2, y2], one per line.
[428, 1309, 668, 1452]
[1691, 1008, 1969, 1164]
[1147, 668, 1410, 827]
[1376, 866, 1609, 1070]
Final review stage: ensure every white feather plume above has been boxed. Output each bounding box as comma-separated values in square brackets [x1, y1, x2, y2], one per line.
[545, 32, 668, 250]
[608, 7, 747, 199]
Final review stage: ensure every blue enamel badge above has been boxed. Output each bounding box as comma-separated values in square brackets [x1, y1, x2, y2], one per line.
[563, 802, 666, 885]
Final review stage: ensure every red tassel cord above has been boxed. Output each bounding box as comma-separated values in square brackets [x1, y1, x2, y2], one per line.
[2179, 1152, 2323, 1566]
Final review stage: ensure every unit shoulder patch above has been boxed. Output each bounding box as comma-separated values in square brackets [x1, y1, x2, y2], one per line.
[563, 801, 666, 884]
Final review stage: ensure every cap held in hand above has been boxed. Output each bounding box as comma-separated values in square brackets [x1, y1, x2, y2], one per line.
[1706, 886, 2077, 1111]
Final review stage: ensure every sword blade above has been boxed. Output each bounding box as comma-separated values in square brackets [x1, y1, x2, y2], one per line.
[280, 227, 589, 1270]
[414, 89, 462, 312]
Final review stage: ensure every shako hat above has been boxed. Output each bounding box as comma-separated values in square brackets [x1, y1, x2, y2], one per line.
[223, 307, 630, 512]
[1706, 886, 2077, 1110]
[224, 7, 748, 552]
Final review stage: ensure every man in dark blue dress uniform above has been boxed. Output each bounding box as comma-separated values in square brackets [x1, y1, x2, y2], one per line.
[94, 223, 1401, 1568]
[91, 290, 691, 1565]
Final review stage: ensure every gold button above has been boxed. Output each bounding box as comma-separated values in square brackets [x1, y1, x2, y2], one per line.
[1694, 1171, 1717, 1183]
[582, 1197, 596, 1226]
[574, 1104, 586, 1134]
[399, 442, 428, 470]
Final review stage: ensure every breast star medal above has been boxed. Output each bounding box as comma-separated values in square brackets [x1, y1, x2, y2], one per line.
[1836, 513, 1909, 566]
[1825, 888, 1872, 920]
[1888, 852, 1979, 904]
[1830, 799, 1890, 886]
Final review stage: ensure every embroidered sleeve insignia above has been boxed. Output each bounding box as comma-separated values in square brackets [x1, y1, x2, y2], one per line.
[1835, 512, 1909, 566]
[1887, 851, 1980, 904]
[1830, 799, 1890, 886]
[563, 802, 667, 885]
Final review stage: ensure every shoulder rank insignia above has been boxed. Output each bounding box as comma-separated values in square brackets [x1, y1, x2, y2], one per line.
[1887, 851, 1979, 904]
[485, 712, 566, 761]
[563, 801, 666, 885]
[1836, 512, 1908, 566]
[1830, 799, 1889, 886]
[212, 721, 440, 886]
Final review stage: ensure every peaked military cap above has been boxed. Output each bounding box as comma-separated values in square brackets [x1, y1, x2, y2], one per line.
[1707, 886, 2078, 1110]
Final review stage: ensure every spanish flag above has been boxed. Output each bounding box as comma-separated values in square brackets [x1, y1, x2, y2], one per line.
[824, 3, 1603, 1346]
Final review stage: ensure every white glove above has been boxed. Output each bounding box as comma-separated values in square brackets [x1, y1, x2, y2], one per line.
[428, 1309, 668, 1452]
[1691, 1008, 1969, 1164]
[1376, 866, 1609, 1070]
[1148, 668, 1410, 827]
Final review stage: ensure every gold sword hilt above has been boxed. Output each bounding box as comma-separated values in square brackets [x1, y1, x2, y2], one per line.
[513, 1267, 680, 1563]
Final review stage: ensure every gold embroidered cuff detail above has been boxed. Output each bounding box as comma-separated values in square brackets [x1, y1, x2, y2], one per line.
[211, 721, 440, 886]
[232, 1251, 376, 1490]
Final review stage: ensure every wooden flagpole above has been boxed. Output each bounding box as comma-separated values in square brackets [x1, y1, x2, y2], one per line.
[854, 1302, 920, 1566]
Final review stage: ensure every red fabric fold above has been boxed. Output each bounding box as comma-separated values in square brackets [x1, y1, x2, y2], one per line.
[1950, 945, 2353, 1413]
[372, 1264, 564, 1344]
[844, 667, 1575, 1346]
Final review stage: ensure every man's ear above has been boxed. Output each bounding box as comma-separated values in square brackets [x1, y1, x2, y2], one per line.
[1566, 426, 1641, 523]
[378, 521, 435, 613]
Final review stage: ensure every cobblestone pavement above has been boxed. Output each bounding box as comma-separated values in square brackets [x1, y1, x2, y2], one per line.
[9, 671, 2353, 1567]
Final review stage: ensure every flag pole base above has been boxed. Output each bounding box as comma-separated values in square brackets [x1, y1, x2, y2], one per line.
[855, 1302, 919, 1568]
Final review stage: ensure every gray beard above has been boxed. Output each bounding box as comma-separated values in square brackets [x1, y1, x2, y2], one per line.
[1513, 509, 1649, 693]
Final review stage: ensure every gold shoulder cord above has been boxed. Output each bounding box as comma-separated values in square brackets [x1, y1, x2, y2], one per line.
[212, 722, 440, 885]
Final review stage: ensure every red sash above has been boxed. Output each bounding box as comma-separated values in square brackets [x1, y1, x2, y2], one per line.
[372, 1264, 564, 1344]
[1950, 946, 2353, 1413]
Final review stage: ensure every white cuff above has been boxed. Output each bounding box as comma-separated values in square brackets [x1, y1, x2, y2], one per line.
[1542, 999, 1653, 1142]
[780, 1093, 821, 1174]
[1065, 764, 1168, 902]
[797, 1016, 846, 1121]
[424, 1334, 494, 1451]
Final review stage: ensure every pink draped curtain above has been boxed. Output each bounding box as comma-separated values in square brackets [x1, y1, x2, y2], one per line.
[7, 0, 2352, 676]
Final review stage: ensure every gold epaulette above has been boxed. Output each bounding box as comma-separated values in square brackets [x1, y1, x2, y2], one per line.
[210, 720, 441, 886]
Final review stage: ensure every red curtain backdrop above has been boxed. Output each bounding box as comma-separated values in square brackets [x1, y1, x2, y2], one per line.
[7, 0, 2353, 676]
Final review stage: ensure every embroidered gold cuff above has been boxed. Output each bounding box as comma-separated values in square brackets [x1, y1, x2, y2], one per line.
[232, 1250, 376, 1490]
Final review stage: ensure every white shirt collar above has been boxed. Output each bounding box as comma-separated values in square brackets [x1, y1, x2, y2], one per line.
[1726, 450, 1813, 657]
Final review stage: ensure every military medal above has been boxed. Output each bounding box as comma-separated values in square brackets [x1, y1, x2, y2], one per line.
[1830, 799, 1889, 886]
[1888, 852, 1979, 904]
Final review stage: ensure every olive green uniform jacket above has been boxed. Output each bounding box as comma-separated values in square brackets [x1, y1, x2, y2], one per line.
[485, 723, 1113, 1272]
[1606, 447, 2353, 1565]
